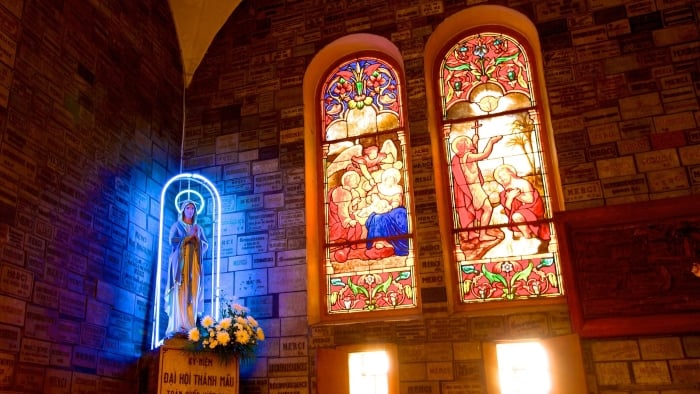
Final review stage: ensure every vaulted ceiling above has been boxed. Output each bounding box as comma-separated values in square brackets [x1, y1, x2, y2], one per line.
[168, 0, 242, 87]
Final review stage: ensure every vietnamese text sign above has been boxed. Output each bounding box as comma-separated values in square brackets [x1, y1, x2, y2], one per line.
[159, 347, 239, 394]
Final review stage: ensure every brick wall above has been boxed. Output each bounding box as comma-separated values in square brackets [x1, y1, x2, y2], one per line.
[0, 0, 182, 392]
[185, 0, 700, 393]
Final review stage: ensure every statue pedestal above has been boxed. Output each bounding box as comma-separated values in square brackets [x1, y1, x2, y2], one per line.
[140, 337, 240, 394]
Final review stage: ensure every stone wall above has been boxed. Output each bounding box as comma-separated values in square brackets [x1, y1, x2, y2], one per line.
[0, 0, 183, 392]
[184, 0, 700, 393]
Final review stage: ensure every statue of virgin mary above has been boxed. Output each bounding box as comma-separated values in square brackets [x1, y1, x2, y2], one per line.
[164, 199, 209, 337]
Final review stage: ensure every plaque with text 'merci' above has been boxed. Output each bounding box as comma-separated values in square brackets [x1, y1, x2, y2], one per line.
[554, 194, 700, 338]
[141, 338, 240, 393]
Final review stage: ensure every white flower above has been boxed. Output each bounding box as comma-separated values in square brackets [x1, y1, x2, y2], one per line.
[188, 327, 200, 342]
[201, 315, 215, 328]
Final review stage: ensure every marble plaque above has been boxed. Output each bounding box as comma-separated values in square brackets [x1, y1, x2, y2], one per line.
[617, 137, 651, 156]
[222, 212, 246, 235]
[401, 382, 438, 394]
[561, 163, 598, 184]
[14, 364, 45, 392]
[235, 269, 268, 297]
[601, 174, 648, 198]
[0, 263, 33, 299]
[223, 163, 250, 180]
[280, 336, 308, 357]
[25, 304, 55, 341]
[54, 319, 80, 345]
[252, 252, 275, 268]
[71, 372, 99, 393]
[228, 255, 252, 271]
[646, 168, 689, 192]
[635, 148, 680, 172]
[269, 265, 305, 293]
[20, 337, 51, 364]
[0, 31, 16, 67]
[564, 181, 604, 202]
[252, 158, 279, 175]
[0, 294, 24, 326]
[50, 343, 72, 368]
[59, 289, 86, 319]
[72, 346, 98, 369]
[236, 193, 264, 211]
[278, 209, 305, 228]
[507, 313, 548, 337]
[248, 295, 274, 318]
[0, 352, 14, 387]
[0, 324, 20, 352]
[426, 362, 453, 380]
[596, 156, 636, 179]
[470, 316, 506, 340]
[442, 382, 483, 394]
[392, 322, 426, 344]
[80, 323, 106, 348]
[237, 233, 268, 255]
[279, 292, 306, 318]
[254, 172, 283, 193]
[268, 357, 308, 377]
[269, 377, 309, 394]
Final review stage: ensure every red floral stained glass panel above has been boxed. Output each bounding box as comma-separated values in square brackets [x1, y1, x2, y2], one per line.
[440, 33, 535, 120]
[321, 57, 417, 314]
[440, 33, 564, 304]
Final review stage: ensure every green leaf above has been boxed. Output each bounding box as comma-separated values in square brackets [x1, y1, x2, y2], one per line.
[482, 264, 507, 287]
[348, 278, 369, 298]
[511, 262, 534, 284]
[373, 274, 393, 297]
[445, 64, 472, 71]
[494, 53, 519, 66]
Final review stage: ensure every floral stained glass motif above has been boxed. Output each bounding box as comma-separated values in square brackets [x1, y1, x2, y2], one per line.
[321, 57, 417, 314]
[440, 33, 563, 303]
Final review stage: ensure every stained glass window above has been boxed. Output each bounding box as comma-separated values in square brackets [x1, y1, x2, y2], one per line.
[440, 32, 563, 303]
[320, 56, 417, 314]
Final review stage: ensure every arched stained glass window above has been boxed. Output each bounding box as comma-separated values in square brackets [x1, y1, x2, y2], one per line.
[439, 32, 563, 304]
[320, 56, 417, 315]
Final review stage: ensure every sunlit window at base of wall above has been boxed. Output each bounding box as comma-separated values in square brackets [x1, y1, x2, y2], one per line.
[497, 342, 551, 394]
[349, 351, 389, 394]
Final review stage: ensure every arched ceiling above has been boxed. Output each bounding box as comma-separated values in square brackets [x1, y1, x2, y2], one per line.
[168, 0, 242, 87]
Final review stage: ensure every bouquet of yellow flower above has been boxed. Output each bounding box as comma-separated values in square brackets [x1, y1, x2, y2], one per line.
[187, 299, 265, 362]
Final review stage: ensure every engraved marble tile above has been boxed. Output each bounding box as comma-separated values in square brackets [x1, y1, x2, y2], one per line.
[592, 340, 640, 361]
[601, 174, 649, 198]
[596, 156, 636, 178]
[639, 337, 684, 360]
[427, 361, 453, 381]
[595, 361, 632, 385]
[669, 359, 700, 383]
[646, 167, 689, 193]
[564, 181, 604, 202]
[633, 360, 671, 384]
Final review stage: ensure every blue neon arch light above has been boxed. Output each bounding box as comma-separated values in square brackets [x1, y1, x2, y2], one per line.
[151, 173, 222, 349]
